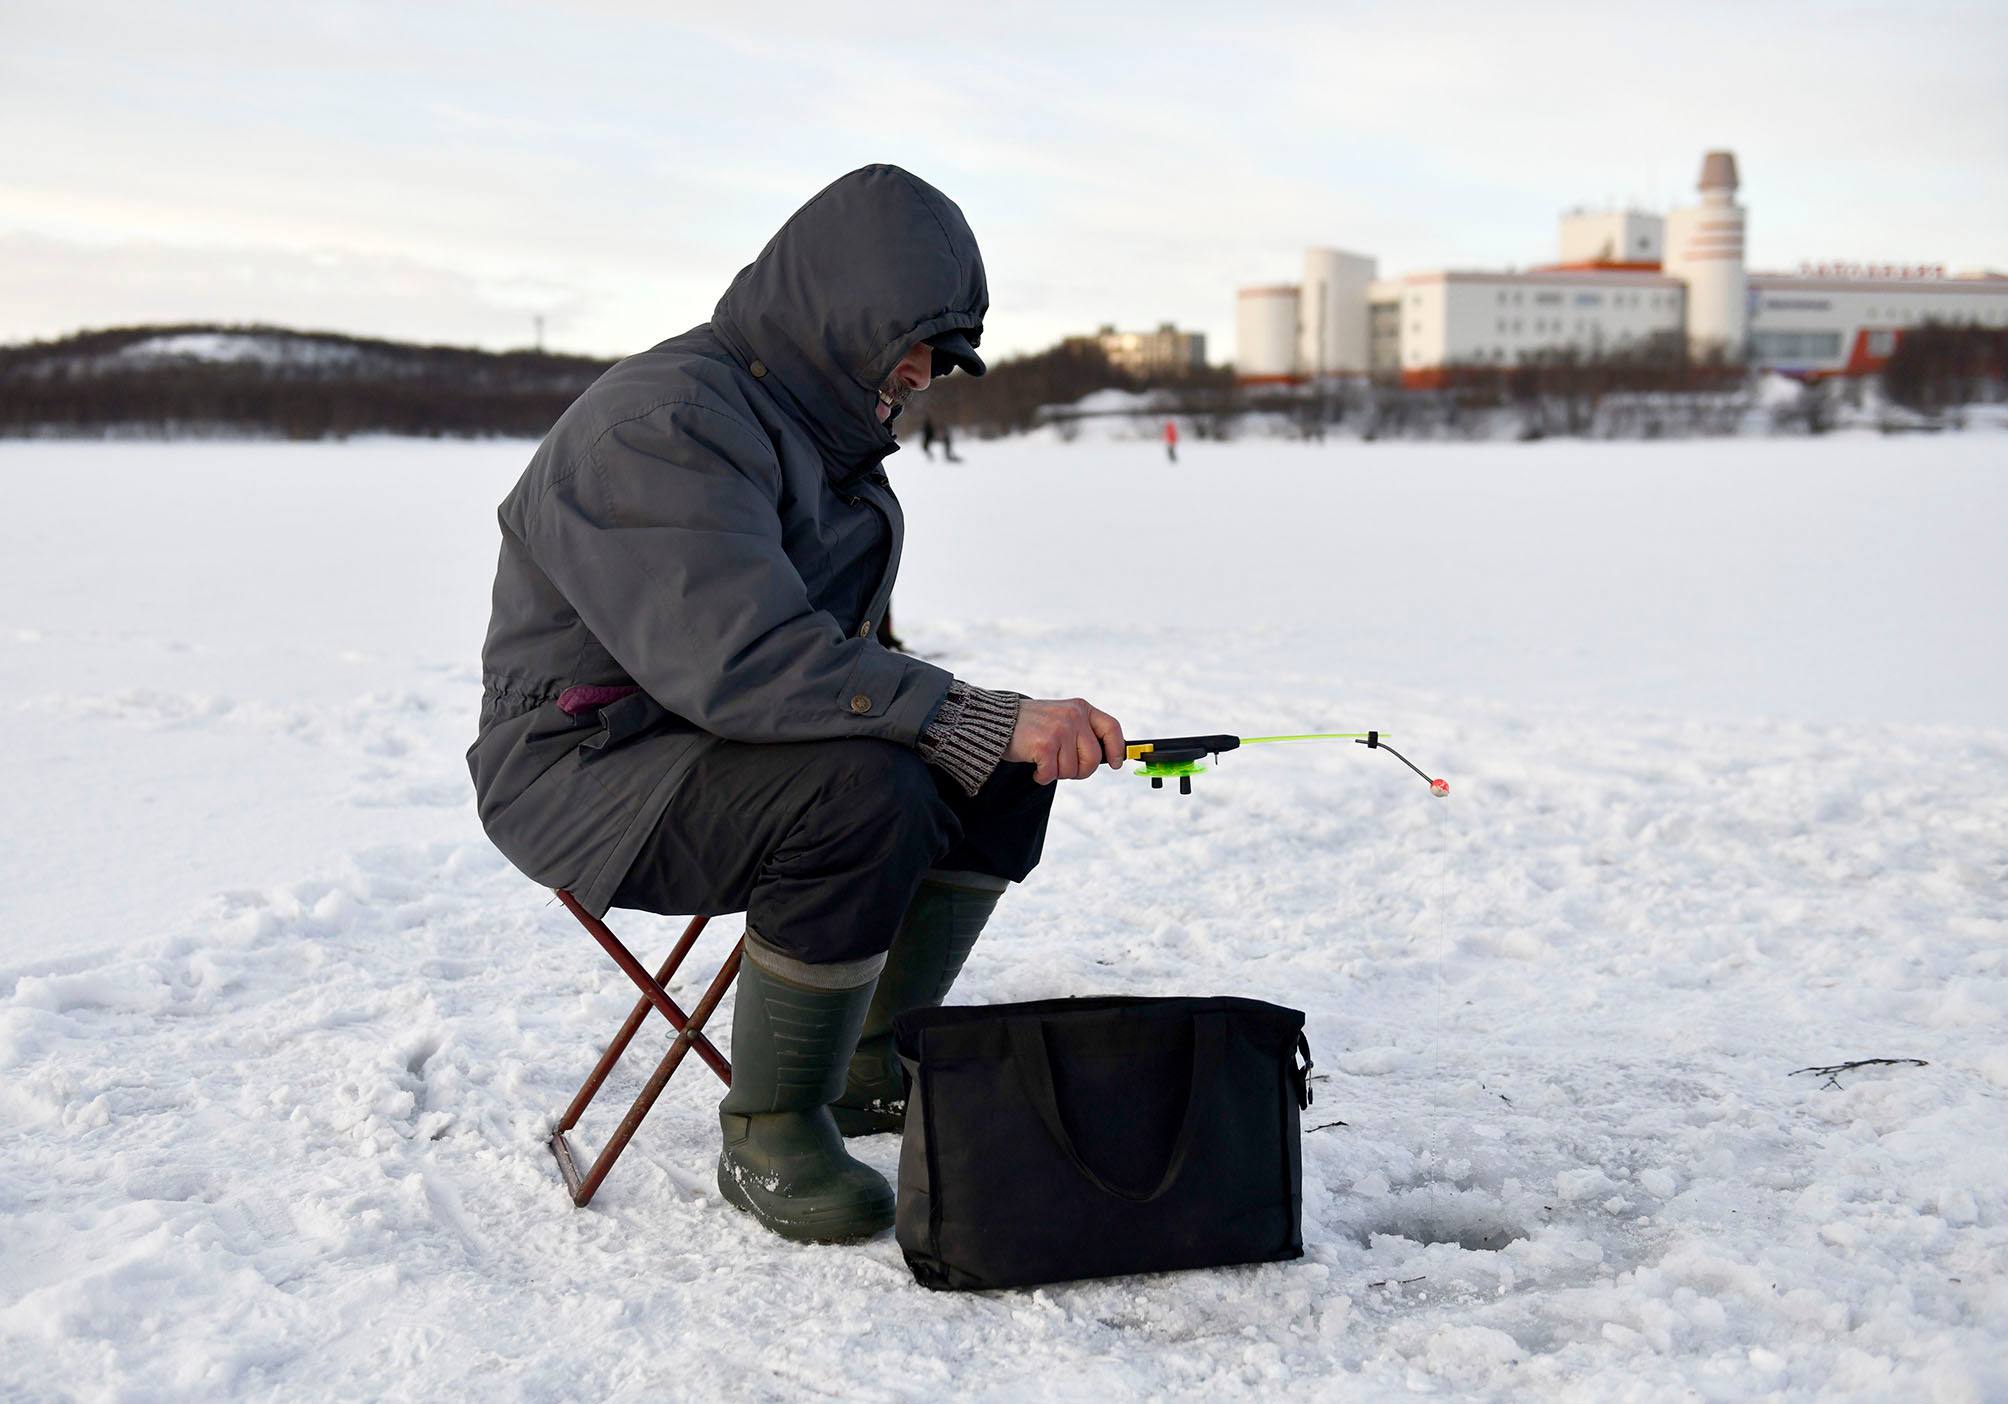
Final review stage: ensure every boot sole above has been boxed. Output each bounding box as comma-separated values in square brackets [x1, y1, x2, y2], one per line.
[716, 1157, 895, 1243]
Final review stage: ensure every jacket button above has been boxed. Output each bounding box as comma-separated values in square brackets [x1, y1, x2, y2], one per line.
[849, 695, 871, 713]
[749, 360, 767, 378]
[859, 619, 874, 637]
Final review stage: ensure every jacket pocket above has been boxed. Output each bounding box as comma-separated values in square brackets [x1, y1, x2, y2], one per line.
[580, 689, 675, 755]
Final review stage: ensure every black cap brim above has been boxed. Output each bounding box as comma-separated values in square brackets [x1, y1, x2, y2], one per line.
[928, 329, 986, 378]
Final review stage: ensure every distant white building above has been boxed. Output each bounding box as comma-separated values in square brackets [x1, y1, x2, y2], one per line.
[1234, 286, 1301, 382]
[1368, 270, 1686, 383]
[1071, 322, 1208, 377]
[1238, 150, 2008, 386]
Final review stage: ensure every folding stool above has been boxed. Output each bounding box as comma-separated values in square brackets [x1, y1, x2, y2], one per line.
[547, 889, 744, 1206]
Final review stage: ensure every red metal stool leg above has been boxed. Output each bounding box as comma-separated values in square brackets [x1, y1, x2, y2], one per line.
[557, 912, 717, 1134]
[547, 890, 743, 1206]
[555, 891, 734, 1082]
[558, 941, 743, 1205]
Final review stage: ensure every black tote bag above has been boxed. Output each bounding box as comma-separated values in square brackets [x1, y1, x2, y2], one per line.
[892, 996, 1312, 1291]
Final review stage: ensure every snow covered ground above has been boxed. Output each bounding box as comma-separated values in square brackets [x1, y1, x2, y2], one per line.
[2, 432, 2004, 1401]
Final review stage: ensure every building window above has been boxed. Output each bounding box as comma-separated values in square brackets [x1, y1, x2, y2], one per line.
[1497, 318, 1507, 333]
[1751, 330, 1843, 362]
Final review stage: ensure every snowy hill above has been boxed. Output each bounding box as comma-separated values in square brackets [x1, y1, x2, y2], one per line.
[0, 325, 612, 439]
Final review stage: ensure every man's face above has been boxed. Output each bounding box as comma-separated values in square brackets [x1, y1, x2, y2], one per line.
[875, 342, 934, 423]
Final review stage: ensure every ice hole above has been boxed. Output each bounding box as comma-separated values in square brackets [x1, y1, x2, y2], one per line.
[1355, 1214, 1528, 1253]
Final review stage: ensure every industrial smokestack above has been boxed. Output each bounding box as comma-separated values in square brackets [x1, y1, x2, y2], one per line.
[1697, 150, 1740, 198]
[1666, 150, 1749, 361]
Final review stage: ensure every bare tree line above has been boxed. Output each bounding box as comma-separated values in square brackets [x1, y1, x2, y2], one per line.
[1879, 322, 2007, 418]
[916, 338, 1140, 437]
[1026, 333, 1759, 443]
[7, 319, 1997, 444]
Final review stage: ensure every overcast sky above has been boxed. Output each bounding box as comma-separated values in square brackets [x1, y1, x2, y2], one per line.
[4, 0, 2004, 362]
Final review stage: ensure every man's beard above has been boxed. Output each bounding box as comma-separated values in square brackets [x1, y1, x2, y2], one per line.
[878, 375, 915, 418]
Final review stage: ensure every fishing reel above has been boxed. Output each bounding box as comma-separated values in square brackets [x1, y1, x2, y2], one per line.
[1125, 730, 1449, 797]
[1124, 733, 1237, 794]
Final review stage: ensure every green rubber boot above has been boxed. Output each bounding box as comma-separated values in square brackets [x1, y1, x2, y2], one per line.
[831, 869, 1006, 1137]
[716, 940, 895, 1243]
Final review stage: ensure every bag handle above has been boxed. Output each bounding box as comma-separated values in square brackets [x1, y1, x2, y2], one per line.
[1007, 1011, 1221, 1204]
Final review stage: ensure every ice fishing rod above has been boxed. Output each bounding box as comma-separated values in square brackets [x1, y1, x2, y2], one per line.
[1123, 730, 1448, 797]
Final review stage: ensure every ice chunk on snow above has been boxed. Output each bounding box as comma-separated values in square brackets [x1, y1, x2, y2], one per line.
[1557, 1166, 1618, 1202]
[1933, 1188, 1978, 1225]
[1337, 1047, 1407, 1076]
[1639, 1168, 1679, 1198]
[1423, 1325, 1524, 1380]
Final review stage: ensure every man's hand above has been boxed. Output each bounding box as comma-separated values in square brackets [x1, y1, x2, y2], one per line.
[1006, 698, 1126, 784]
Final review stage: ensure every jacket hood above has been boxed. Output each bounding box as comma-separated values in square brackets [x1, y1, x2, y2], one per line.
[711, 165, 987, 477]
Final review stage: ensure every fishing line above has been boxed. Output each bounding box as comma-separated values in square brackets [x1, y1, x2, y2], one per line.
[1429, 743, 1450, 1179]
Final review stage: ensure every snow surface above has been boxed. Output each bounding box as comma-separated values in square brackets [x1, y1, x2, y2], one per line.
[2, 434, 2005, 1401]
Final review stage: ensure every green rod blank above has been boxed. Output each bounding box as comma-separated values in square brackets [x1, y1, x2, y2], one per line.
[1239, 732, 1388, 745]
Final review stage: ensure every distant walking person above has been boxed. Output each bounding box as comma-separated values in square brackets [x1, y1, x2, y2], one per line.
[941, 423, 961, 463]
[920, 417, 939, 460]
[1163, 417, 1179, 464]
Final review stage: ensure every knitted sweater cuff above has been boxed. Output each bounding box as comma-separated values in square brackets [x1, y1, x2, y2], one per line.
[916, 681, 1021, 796]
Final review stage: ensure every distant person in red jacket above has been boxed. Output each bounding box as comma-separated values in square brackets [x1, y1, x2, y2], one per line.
[1163, 417, 1179, 464]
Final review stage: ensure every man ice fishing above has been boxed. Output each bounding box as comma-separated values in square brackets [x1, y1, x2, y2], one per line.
[468, 166, 1126, 1242]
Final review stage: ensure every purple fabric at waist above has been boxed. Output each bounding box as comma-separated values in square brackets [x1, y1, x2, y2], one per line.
[557, 684, 642, 717]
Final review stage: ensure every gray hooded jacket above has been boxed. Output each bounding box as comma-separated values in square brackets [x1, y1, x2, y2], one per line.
[467, 166, 988, 916]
